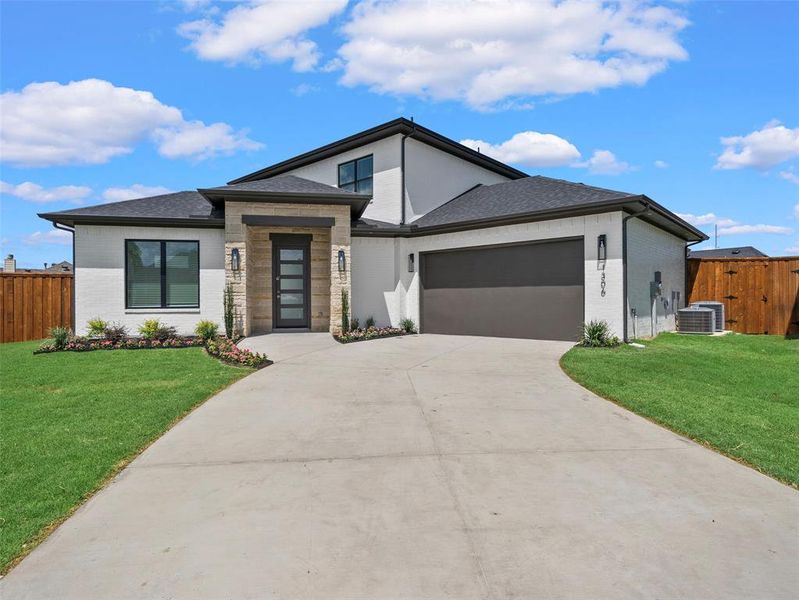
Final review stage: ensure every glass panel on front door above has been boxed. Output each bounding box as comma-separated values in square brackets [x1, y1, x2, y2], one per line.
[274, 241, 309, 328]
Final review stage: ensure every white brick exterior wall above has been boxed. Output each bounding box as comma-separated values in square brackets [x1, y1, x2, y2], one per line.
[626, 218, 687, 338]
[352, 211, 626, 338]
[283, 134, 511, 225]
[284, 135, 403, 224]
[74, 224, 225, 336]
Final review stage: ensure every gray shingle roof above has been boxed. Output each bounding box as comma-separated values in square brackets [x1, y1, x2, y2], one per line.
[688, 246, 767, 258]
[201, 175, 369, 198]
[39, 191, 220, 226]
[413, 176, 637, 228]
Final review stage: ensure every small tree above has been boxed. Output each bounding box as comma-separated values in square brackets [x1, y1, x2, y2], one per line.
[341, 289, 350, 333]
[223, 282, 236, 339]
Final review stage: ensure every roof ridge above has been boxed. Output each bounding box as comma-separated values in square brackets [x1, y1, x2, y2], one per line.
[531, 175, 635, 197]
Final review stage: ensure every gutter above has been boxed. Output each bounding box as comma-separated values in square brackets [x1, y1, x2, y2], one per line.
[53, 222, 76, 330]
[622, 204, 650, 342]
[400, 120, 417, 225]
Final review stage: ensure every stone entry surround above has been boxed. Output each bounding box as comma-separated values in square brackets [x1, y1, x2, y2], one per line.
[225, 201, 351, 335]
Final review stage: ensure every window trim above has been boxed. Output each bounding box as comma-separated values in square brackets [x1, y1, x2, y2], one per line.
[125, 239, 200, 310]
[337, 154, 373, 193]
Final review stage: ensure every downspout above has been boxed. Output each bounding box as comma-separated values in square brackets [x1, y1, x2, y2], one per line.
[53, 222, 76, 331]
[399, 119, 417, 226]
[621, 204, 650, 343]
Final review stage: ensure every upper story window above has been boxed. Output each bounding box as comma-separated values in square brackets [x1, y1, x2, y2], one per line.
[338, 155, 373, 194]
[126, 240, 199, 309]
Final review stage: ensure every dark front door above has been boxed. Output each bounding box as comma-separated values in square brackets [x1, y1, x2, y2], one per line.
[420, 238, 585, 341]
[272, 235, 311, 329]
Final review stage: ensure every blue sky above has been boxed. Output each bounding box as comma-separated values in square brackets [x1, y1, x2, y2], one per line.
[1, 0, 798, 268]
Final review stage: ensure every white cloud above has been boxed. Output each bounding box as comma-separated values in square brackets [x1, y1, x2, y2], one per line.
[676, 212, 738, 227]
[102, 184, 174, 203]
[460, 131, 580, 167]
[654, 160, 669, 169]
[0, 79, 262, 166]
[575, 149, 633, 175]
[0, 180, 92, 203]
[337, 0, 688, 110]
[784, 243, 799, 255]
[22, 229, 73, 246]
[715, 120, 799, 170]
[718, 224, 792, 236]
[290, 83, 320, 97]
[794, 203, 799, 219]
[153, 121, 262, 160]
[178, 0, 347, 71]
[778, 167, 799, 185]
[677, 212, 792, 237]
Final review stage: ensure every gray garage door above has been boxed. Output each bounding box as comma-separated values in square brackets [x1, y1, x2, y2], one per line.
[420, 238, 584, 341]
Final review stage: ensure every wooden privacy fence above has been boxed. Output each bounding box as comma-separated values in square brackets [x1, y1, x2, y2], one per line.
[0, 273, 73, 343]
[687, 257, 799, 336]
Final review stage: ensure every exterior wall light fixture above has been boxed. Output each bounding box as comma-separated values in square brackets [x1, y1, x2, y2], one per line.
[597, 234, 607, 263]
[408, 253, 415, 273]
[231, 247, 241, 271]
[338, 249, 346, 272]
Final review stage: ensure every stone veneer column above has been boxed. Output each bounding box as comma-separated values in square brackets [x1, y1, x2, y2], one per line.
[329, 214, 351, 336]
[225, 200, 351, 336]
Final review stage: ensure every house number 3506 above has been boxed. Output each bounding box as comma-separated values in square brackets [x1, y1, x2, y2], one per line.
[600, 271, 606, 297]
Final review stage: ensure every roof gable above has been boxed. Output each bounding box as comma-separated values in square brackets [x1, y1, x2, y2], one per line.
[228, 118, 528, 184]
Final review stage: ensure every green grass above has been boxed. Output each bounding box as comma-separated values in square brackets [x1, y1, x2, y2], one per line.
[0, 341, 252, 573]
[561, 333, 799, 487]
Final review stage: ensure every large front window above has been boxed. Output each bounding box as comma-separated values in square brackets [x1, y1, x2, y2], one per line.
[126, 240, 199, 308]
[338, 155, 373, 194]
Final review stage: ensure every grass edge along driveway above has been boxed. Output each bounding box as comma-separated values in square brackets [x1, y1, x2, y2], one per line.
[560, 333, 798, 488]
[0, 341, 253, 573]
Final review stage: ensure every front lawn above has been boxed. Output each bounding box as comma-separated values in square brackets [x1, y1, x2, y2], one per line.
[561, 333, 798, 487]
[0, 341, 252, 573]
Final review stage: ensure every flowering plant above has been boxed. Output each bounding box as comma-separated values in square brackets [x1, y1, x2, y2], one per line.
[335, 325, 409, 344]
[205, 337, 269, 368]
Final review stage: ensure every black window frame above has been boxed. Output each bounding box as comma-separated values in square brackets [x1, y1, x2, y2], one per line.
[125, 239, 200, 309]
[337, 154, 373, 193]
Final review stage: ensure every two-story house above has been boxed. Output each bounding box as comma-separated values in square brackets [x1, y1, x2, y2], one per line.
[40, 118, 706, 341]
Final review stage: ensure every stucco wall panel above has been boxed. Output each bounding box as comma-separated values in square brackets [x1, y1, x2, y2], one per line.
[404, 138, 510, 222]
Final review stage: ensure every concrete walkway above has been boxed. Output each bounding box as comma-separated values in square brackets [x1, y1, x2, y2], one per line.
[3, 334, 797, 599]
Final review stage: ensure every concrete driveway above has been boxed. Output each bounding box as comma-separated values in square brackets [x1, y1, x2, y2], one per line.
[3, 334, 797, 599]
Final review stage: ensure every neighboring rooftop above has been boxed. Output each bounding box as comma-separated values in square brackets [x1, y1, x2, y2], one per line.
[228, 118, 529, 184]
[39, 191, 219, 228]
[689, 246, 768, 258]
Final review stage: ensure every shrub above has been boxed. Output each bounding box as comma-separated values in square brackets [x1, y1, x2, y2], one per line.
[350, 317, 360, 330]
[341, 289, 350, 332]
[138, 319, 177, 341]
[400, 318, 417, 334]
[365, 316, 376, 329]
[578, 320, 621, 348]
[223, 282, 236, 339]
[103, 322, 128, 342]
[49, 326, 72, 350]
[86, 318, 107, 337]
[195, 320, 219, 341]
[138, 319, 162, 340]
